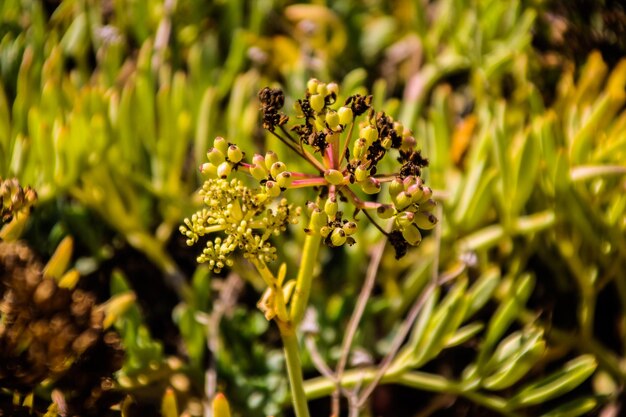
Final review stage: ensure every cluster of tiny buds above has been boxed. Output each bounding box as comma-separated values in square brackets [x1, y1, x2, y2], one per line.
[199, 136, 244, 179]
[181, 148, 301, 273]
[377, 176, 437, 247]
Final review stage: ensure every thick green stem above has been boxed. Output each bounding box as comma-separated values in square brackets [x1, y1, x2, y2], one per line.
[280, 324, 311, 417]
[289, 232, 322, 325]
[303, 368, 521, 417]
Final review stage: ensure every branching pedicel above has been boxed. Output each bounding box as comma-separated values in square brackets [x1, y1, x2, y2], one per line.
[181, 79, 438, 271]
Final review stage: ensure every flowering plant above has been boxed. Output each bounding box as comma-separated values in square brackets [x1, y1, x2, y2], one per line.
[181, 79, 437, 417]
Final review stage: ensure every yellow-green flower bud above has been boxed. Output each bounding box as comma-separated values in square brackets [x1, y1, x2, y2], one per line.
[324, 197, 338, 218]
[250, 164, 267, 180]
[376, 205, 395, 219]
[396, 211, 415, 227]
[402, 224, 422, 246]
[265, 181, 281, 197]
[227, 145, 243, 163]
[418, 186, 433, 203]
[276, 171, 292, 188]
[307, 78, 320, 94]
[330, 228, 347, 246]
[381, 137, 393, 149]
[264, 151, 279, 170]
[320, 225, 332, 237]
[316, 82, 327, 97]
[419, 198, 437, 212]
[310, 94, 325, 113]
[360, 125, 378, 145]
[401, 135, 417, 151]
[324, 169, 344, 185]
[360, 177, 381, 194]
[217, 162, 232, 178]
[252, 153, 265, 167]
[326, 82, 339, 97]
[200, 163, 217, 177]
[338, 106, 353, 125]
[213, 136, 228, 154]
[353, 138, 367, 159]
[354, 165, 369, 182]
[413, 211, 438, 230]
[394, 191, 413, 210]
[310, 208, 327, 231]
[207, 147, 225, 165]
[406, 183, 424, 203]
[389, 177, 404, 198]
[326, 110, 340, 129]
[270, 161, 287, 178]
[342, 221, 357, 235]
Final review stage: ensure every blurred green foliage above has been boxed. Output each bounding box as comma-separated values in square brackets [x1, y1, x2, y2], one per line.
[0, 0, 625, 416]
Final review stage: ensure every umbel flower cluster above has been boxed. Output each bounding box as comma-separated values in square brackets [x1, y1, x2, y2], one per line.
[181, 79, 437, 271]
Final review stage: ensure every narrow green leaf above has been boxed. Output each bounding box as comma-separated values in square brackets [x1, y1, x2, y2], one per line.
[510, 355, 597, 408]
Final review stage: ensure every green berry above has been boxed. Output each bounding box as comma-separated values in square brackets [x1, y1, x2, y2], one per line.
[330, 228, 347, 246]
[227, 145, 243, 163]
[402, 224, 422, 246]
[310, 94, 325, 113]
[207, 147, 225, 165]
[324, 169, 344, 185]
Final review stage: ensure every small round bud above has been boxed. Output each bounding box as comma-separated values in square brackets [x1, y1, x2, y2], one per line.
[360, 177, 381, 194]
[393, 121, 405, 136]
[338, 106, 353, 125]
[330, 228, 347, 246]
[320, 225, 332, 238]
[227, 145, 243, 163]
[276, 171, 293, 188]
[252, 153, 266, 168]
[381, 137, 393, 149]
[310, 94, 325, 113]
[418, 186, 433, 203]
[265, 181, 281, 197]
[389, 177, 404, 198]
[270, 161, 287, 178]
[342, 221, 357, 235]
[264, 151, 279, 170]
[200, 163, 217, 177]
[217, 161, 232, 178]
[326, 82, 339, 97]
[354, 165, 369, 183]
[324, 197, 338, 218]
[213, 136, 228, 154]
[326, 110, 340, 129]
[396, 211, 415, 227]
[307, 78, 320, 94]
[401, 135, 417, 152]
[360, 125, 378, 145]
[393, 191, 413, 211]
[316, 82, 327, 97]
[413, 211, 438, 230]
[353, 138, 367, 159]
[250, 164, 267, 180]
[402, 224, 422, 246]
[207, 147, 225, 165]
[324, 169, 344, 185]
[376, 205, 395, 219]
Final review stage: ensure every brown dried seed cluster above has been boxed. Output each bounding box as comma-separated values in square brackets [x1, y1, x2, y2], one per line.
[0, 241, 123, 414]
